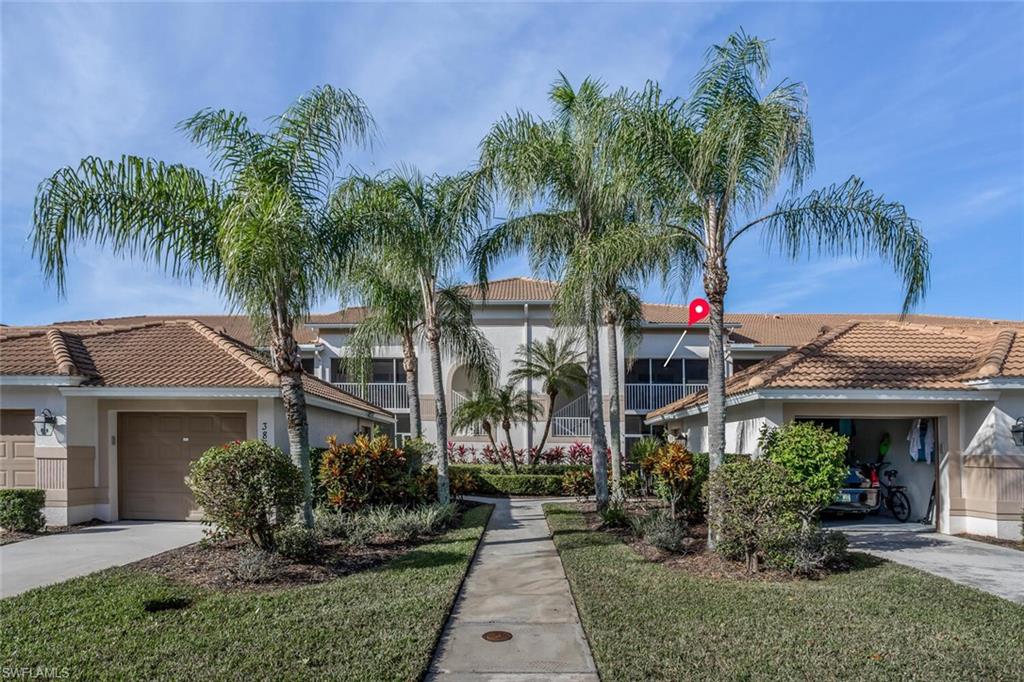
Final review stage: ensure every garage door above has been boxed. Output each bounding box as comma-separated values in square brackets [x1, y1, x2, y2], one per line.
[118, 412, 247, 520]
[1, 410, 36, 489]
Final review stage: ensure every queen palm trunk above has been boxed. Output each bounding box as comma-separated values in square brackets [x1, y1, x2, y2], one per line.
[425, 319, 450, 504]
[402, 333, 422, 439]
[270, 306, 314, 528]
[703, 206, 729, 548]
[586, 322, 610, 508]
[606, 314, 623, 499]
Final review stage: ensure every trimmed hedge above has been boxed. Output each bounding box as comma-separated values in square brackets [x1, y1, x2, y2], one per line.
[449, 465, 566, 496]
[0, 488, 47, 533]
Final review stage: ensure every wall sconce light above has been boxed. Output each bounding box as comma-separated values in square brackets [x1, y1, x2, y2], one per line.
[32, 408, 57, 437]
[1012, 417, 1024, 448]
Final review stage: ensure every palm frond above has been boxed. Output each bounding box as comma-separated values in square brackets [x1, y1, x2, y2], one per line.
[32, 155, 223, 294]
[741, 176, 929, 312]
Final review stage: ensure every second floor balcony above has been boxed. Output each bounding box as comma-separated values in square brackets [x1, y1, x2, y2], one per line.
[334, 382, 410, 411]
[624, 382, 707, 412]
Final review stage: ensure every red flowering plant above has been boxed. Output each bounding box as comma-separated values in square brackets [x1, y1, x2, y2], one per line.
[566, 442, 593, 466]
[540, 446, 567, 465]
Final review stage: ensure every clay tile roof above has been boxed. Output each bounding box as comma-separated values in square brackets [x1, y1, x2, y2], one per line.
[459, 277, 560, 302]
[43, 314, 319, 346]
[647, 320, 1022, 420]
[1001, 331, 1024, 378]
[0, 320, 388, 417]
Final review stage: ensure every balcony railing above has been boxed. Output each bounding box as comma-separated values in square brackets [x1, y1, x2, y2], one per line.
[334, 382, 410, 411]
[625, 382, 707, 412]
[553, 395, 590, 437]
[451, 390, 484, 436]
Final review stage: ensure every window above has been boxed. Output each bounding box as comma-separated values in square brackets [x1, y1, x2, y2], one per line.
[685, 358, 708, 382]
[625, 359, 651, 383]
[300, 357, 314, 374]
[731, 358, 761, 373]
[396, 414, 411, 435]
[330, 358, 349, 383]
[652, 358, 683, 383]
[395, 361, 407, 383]
[372, 359, 395, 383]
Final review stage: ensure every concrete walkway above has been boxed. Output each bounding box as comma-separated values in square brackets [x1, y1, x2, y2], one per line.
[827, 518, 1024, 603]
[1, 521, 204, 598]
[427, 497, 598, 681]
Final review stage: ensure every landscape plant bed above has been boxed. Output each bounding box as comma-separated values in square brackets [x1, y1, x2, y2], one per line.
[133, 501, 486, 591]
[546, 503, 1024, 681]
[0, 504, 492, 680]
[0, 519, 104, 546]
[583, 504, 807, 582]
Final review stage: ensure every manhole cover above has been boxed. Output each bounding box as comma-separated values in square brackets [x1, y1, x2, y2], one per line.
[482, 630, 513, 642]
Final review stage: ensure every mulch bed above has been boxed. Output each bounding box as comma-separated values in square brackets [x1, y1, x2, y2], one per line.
[579, 502, 802, 582]
[130, 535, 420, 591]
[0, 519, 105, 546]
[130, 502, 482, 592]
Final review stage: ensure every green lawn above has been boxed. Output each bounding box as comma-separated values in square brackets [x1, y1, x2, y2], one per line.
[0, 504, 491, 681]
[546, 504, 1024, 681]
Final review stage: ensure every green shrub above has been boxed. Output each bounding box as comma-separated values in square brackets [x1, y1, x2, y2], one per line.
[627, 437, 661, 467]
[631, 509, 689, 553]
[562, 469, 595, 499]
[760, 421, 849, 518]
[325, 503, 459, 546]
[706, 458, 803, 572]
[274, 524, 321, 562]
[401, 438, 435, 471]
[620, 470, 645, 498]
[774, 527, 849, 575]
[598, 501, 629, 528]
[233, 547, 283, 583]
[449, 465, 566, 496]
[0, 488, 46, 533]
[319, 433, 431, 511]
[186, 440, 304, 551]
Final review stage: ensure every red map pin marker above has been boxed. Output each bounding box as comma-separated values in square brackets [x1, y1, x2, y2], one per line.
[688, 298, 710, 325]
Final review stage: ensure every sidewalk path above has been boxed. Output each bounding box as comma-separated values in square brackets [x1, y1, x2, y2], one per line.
[427, 497, 598, 681]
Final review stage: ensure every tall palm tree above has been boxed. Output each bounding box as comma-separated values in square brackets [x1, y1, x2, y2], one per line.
[628, 32, 929, 540]
[474, 75, 650, 509]
[336, 167, 497, 503]
[343, 262, 494, 440]
[601, 285, 644, 497]
[508, 336, 586, 465]
[31, 86, 375, 527]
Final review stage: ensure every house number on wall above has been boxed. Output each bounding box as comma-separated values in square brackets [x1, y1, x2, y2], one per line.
[261, 421, 269, 442]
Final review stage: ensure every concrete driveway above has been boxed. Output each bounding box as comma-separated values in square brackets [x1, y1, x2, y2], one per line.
[1, 521, 204, 598]
[827, 517, 1024, 603]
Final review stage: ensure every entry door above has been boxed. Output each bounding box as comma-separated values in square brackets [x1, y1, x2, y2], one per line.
[117, 412, 246, 520]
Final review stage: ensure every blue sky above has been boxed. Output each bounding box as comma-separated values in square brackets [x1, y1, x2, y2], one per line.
[2, 2, 1022, 325]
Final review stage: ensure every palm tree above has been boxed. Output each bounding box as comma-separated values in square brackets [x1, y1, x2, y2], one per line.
[629, 32, 929, 540]
[474, 75, 650, 509]
[600, 285, 644, 497]
[336, 167, 497, 503]
[492, 383, 542, 472]
[508, 336, 586, 465]
[343, 262, 494, 440]
[450, 389, 501, 454]
[31, 86, 375, 527]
